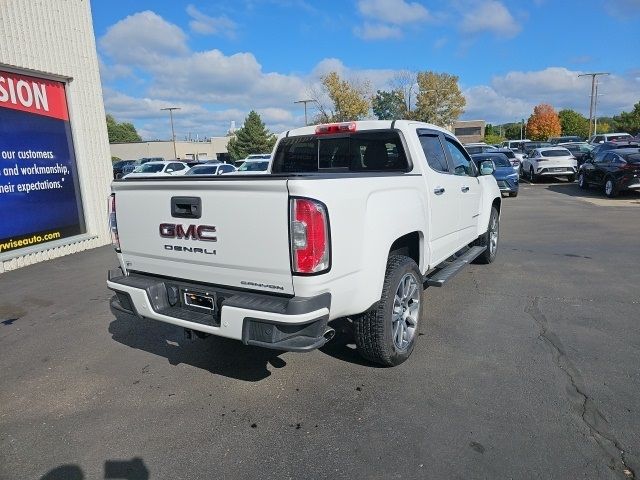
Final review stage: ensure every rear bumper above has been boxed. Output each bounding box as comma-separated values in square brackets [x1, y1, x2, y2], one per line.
[535, 166, 577, 176]
[107, 268, 331, 352]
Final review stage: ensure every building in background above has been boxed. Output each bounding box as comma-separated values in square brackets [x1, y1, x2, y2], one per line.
[453, 120, 486, 143]
[110, 137, 231, 163]
[0, 0, 112, 273]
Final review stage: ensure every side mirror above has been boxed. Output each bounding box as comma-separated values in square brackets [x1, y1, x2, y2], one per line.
[480, 160, 495, 176]
[217, 170, 223, 175]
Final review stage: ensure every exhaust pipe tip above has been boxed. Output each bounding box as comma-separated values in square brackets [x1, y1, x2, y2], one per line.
[323, 328, 335, 342]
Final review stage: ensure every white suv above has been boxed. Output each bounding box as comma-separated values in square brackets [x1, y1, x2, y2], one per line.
[588, 132, 633, 145]
[521, 147, 577, 182]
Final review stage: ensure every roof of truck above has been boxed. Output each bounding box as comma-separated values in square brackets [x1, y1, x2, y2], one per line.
[281, 120, 452, 139]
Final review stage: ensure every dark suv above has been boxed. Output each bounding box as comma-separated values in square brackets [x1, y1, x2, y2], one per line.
[582, 140, 640, 164]
[578, 147, 640, 197]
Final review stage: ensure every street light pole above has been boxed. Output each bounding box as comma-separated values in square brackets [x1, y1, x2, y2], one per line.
[294, 99, 314, 126]
[578, 72, 609, 139]
[161, 107, 181, 159]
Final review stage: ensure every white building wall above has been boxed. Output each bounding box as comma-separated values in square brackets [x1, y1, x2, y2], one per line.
[0, 0, 112, 272]
[110, 138, 230, 162]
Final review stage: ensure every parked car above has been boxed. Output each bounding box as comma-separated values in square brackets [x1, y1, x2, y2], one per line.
[521, 141, 552, 155]
[107, 120, 502, 366]
[186, 163, 237, 176]
[549, 136, 583, 144]
[588, 132, 633, 145]
[492, 148, 520, 171]
[557, 142, 593, 167]
[578, 148, 640, 197]
[464, 143, 497, 155]
[471, 152, 519, 197]
[582, 140, 640, 164]
[112, 160, 136, 179]
[521, 147, 578, 182]
[121, 157, 159, 176]
[123, 161, 189, 178]
[502, 139, 530, 150]
[234, 159, 270, 174]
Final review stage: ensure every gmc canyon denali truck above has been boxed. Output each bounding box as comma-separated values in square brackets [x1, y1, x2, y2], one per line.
[107, 120, 501, 366]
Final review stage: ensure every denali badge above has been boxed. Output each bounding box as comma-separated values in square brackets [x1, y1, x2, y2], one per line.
[159, 223, 217, 242]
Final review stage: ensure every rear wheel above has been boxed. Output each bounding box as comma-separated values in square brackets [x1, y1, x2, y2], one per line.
[578, 172, 588, 189]
[604, 177, 618, 198]
[473, 206, 499, 264]
[353, 255, 422, 367]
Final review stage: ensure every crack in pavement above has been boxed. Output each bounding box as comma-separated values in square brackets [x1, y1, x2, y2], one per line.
[525, 297, 636, 479]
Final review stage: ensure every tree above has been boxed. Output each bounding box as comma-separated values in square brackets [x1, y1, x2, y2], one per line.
[372, 89, 407, 120]
[503, 122, 523, 140]
[226, 110, 277, 161]
[413, 71, 465, 127]
[594, 121, 612, 134]
[390, 70, 417, 115]
[312, 71, 370, 123]
[557, 109, 589, 139]
[106, 114, 142, 143]
[613, 101, 640, 135]
[526, 104, 561, 141]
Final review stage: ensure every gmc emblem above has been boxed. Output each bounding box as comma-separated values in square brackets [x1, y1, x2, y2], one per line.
[159, 223, 217, 242]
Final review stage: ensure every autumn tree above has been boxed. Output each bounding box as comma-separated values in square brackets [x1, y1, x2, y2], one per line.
[226, 111, 276, 161]
[372, 89, 407, 120]
[558, 109, 589, 139]
[526, 104, 561, 141]
[413, 71, 465, 127]
[312, 72, 370, 123]
[613, 101, 640, 135]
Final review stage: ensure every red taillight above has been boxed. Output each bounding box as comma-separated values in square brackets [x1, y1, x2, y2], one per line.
[290, 198, 330, 274]
[315, 122, 356, 135]
[108, 194, 120, 251]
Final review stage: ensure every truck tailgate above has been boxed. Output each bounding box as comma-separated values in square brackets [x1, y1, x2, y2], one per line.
[112, 179, 294, 295]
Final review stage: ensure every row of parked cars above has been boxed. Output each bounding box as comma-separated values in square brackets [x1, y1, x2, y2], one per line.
[463, 131, 640, 198]
[112, 154, 271, 179]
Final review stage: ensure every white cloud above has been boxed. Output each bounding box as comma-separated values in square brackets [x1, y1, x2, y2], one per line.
[460, 1, 521, 38]
[354, 22, 403, 40]
[100, 11, 189, 65]
[357, 0, 431, 24]
[186, 5, 237, 37]
[604, 0, 640, 19]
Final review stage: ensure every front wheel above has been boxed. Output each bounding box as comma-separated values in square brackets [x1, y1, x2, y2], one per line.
[578, 172, 588, 189]
[567, 174, 576, 182]
[473, 206, 499, 264]
[529, 167, 537, 183]
[604, 177, 618, 198]
[353, 255, 422, 367]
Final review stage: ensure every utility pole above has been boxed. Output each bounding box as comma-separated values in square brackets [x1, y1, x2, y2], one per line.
[294, 99, 315, 126]
[520, 118, 524, 140]
[578, 72, 609, 139]
[161, 107, 181, 159]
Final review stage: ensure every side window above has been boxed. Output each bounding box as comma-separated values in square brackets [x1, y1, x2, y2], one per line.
[593, 136, 603, 143]
[445, 137, 475, 176]
[597, 152, 612, 164]
[418, 134, 449, 173]
[170, 163, 185, 171]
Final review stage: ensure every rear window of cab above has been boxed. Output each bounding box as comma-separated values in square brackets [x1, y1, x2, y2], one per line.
[271, 130, 409, 173]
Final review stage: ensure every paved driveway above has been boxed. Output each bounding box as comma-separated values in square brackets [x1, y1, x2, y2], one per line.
[1, 184, 638, 479]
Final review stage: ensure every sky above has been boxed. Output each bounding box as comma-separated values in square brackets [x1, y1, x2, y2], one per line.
[92, 0, 640, 141]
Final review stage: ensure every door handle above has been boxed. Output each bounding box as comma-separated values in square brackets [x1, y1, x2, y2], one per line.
[461, 185, 470, 193]
[434, 187, 445, 195]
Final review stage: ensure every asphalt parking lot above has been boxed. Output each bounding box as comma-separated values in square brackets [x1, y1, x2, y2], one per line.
[1, 182, 639, 480]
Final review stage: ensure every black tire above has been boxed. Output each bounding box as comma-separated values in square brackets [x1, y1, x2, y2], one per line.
[473, 206, 499, 264]
[567, 174, 576, 183]
[578, 172, 588, 190]
[353, 255, 422, 367]
[604, 177, 618, 198]
[529, 167, 537, 183]
[509, 192, 518, 197]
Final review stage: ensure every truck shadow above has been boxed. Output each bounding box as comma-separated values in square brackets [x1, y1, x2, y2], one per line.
[319, 318, 383, 368]
[108, 307, 286, 382]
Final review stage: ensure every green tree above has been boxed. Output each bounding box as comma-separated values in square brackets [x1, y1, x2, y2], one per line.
[613, 101, 640, 135]
[226, 110, 277, 161]
[596, 116, 617, 132]
[372, 89, 407, 120]
[503, 122, 524, 140]
[313, 72, 371, 123]
[558, 109, 589, 138]
[106, 114, 142, 143]
[413, 71, 465, 127]
[595, 121, 612, 134]
[526, 104, 561, 141]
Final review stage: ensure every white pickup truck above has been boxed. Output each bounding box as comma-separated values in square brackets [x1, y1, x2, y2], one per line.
[107, 120, 501, 366]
